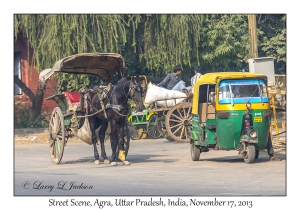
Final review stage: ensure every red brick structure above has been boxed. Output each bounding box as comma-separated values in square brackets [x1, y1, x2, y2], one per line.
[14, 34, 57, 115]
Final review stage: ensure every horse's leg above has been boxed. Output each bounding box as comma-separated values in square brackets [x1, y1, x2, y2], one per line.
[109, 119, 118, 165]
[117, 119, 130, 165]
[89, 117, 101, 165]
[117, 119, 125, 160]
[99, 120, 110, 164]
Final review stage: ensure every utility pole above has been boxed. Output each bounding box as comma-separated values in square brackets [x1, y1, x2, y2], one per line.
[248, 14, 258, 58]
[248, 14, 285, 142]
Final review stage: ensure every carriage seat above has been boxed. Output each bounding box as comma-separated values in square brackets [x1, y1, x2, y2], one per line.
[63, 91, 81, 109]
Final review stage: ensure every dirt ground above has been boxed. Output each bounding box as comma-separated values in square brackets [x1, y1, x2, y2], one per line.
[14, 128, 286, 156]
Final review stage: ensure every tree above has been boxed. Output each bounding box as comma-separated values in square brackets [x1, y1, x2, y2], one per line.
[256, 14, 286, 74]
[14, 75, 46, 122]
[199, 14, 250, 72]
[14, 14, 129, 121]
[14, 14, 286, 122]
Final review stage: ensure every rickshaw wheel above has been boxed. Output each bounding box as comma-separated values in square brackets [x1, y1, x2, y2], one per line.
[166, 102, 192, 143]
[244, 144, 255, 164]
[190, 142, 200, 161]
[117, 121, 130, 158]
[49, 107, 66, 164]
[255, 150, 259, 159]
[147, 114, 163, 139]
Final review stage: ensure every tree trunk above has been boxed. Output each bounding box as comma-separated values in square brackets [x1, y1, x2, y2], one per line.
[14, 75, 46, 122]
[14, 75, 35, 102]
[28, 85, 45, 122]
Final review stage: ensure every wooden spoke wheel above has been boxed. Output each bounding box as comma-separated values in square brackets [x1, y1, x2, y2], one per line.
[49, 107, 66, 164]
[128, 124, 143, 140]
[147, 114, 163, 139]
[166, 102, 192, 143]
[118, 121, 130, 158]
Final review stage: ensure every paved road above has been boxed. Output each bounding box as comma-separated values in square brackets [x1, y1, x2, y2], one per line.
[14, 138, 286, 196]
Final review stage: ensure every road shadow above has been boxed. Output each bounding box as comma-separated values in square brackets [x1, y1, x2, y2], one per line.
[62, 154, 178, 164]
[126, 154, 178, 163]
[199, 154, 286, 164]
[63, 157, 99, 164]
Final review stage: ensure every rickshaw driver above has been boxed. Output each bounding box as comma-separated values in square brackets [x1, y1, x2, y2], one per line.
[268, 140, 281, 161]
[232, 86, 242, 98]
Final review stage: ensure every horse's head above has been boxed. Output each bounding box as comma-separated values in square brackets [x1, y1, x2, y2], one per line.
[128, 77, 145, 112]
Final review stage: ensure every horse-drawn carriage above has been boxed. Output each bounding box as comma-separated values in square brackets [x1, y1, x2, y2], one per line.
[126, 78, 193, 142]
[39, 53, 144, 165]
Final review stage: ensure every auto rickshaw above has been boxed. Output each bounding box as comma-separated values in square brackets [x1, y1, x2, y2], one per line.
[190, 72, 273, 164]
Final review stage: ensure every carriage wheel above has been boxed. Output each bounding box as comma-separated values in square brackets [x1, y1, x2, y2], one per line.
[128, 124, 143, 140]
[118, 121, 130, 158]
[147, 114, 163, 139]
[49, 107, 66, 164]
[165, 102, 192, 143]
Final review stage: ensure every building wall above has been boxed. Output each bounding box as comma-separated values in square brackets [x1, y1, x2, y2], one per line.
[14, 34, 57, 116]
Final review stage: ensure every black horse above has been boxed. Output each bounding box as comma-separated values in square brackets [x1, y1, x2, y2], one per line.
[86, 77, 144, 165]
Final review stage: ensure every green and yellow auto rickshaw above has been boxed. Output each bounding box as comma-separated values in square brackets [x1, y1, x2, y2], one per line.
[190, 72, 273, 164]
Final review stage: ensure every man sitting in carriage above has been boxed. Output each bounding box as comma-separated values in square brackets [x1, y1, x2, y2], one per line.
[156, 65, 190, 96]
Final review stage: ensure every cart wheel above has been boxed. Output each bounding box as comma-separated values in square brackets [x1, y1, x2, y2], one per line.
[147, 114, 163, 139]
[49, 107, 66, 164]
[190, 142, 201, 161]
[129, 124, 143, 140]
[118, 122, 130, 158]
[244, 144, 255, 164]
[166, 102, 192, 143]
[255, 150, 259, 159]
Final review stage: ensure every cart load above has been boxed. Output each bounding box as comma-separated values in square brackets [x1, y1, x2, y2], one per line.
[144, 82, 187, 108]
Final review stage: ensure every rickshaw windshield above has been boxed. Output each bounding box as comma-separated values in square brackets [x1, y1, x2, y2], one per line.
[218, 79, 268, 104]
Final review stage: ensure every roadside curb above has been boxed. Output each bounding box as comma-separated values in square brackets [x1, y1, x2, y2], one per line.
[14, 128, 48, 135]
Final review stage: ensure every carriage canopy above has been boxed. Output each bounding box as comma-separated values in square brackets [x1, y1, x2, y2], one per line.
[39, 53, 126, 85]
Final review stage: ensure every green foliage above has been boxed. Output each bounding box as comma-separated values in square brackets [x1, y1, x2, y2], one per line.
[257, 15, 286, 74]
[199, 15, 249, 72]
[14, 14, 127, 71]
[136, 14, 203, 74]
[14, 104, 49, 129]
[54, 71, 108, 92]
[14, 14, 286, 86]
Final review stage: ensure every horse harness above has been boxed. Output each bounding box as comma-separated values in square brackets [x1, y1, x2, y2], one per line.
[92, 83, 131, 118]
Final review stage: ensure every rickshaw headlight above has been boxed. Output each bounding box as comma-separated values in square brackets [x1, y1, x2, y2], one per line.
[249, 130, 257, 139]
[246, 102, 251, 109]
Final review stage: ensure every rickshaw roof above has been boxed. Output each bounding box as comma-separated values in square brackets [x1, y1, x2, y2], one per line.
[39, 53, 126, 83]
[195, 72, 266, 86]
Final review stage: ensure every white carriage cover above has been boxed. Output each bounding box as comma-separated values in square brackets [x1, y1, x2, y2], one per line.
[144, 82, 187, 108]
[71, 118, 111, 145]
